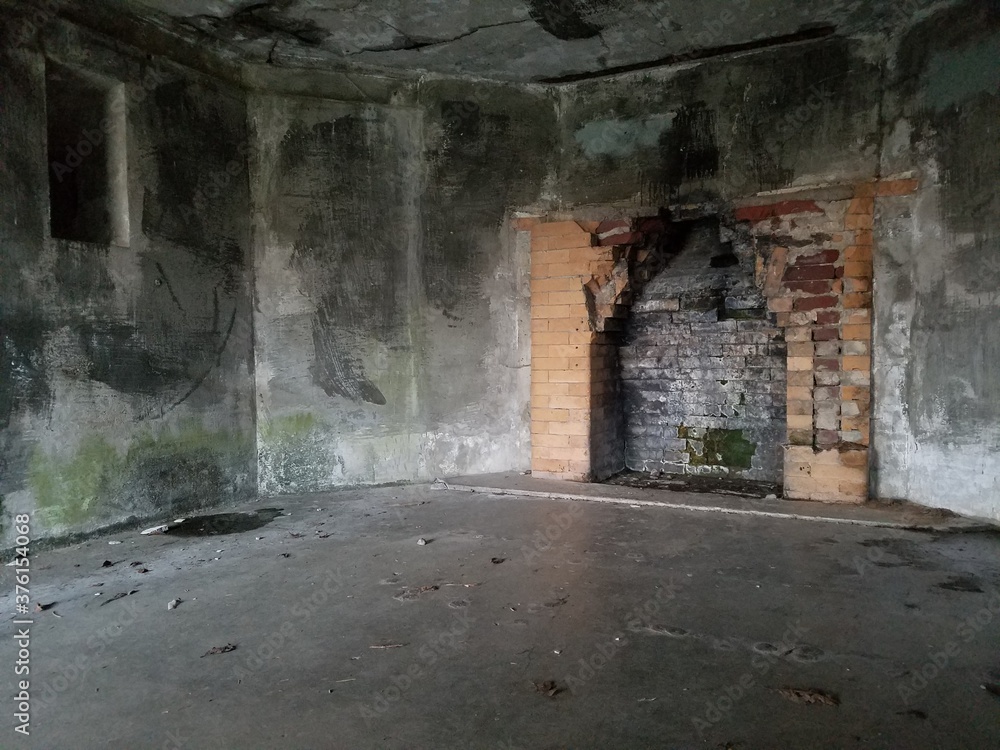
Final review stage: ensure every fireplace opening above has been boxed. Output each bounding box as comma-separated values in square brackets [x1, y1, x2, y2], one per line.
[615, 216, 786, 495]
[527, 191, 873, 503]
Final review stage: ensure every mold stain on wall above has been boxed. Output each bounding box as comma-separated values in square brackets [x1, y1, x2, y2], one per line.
[276, 114, 406, 407]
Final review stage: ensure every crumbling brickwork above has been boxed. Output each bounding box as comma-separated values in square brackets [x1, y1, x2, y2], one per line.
[525, 177, 914, 502]
[621, 220, 787, 481]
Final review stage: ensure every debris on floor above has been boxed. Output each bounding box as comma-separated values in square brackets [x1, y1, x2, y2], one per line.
[141, 524, 170, 535]
[168, 599, 181, 610]
[100, 590, 139, 607]
[417, 537, 429, 545]
[369, 643, 407, 650]
[491, 557, 506, 564]
[202, 644, 237, 657]
[34, 602, 55, 612]
[775, 687, 840, 706]
[533, 680, 562, 698]
[101, 560, 114, 568]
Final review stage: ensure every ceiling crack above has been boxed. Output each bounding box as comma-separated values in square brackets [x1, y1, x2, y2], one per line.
[346, 18, 533, 57]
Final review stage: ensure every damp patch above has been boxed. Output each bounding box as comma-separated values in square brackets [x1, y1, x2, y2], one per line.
[164, 508, 284, 537]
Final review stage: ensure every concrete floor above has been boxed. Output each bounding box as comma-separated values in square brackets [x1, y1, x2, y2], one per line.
[4, 483, 1000, 749]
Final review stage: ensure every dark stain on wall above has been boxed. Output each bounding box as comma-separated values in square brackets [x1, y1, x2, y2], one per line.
[653, 102, 720, 198]
[277, 114, 406, 406]
[422, 96, 553, 314]
[142, 79, 247, 294]
[562, 36, 870, 206]
[892, 1, 1000, 440]
[0, 311, 51, 430]
[527, 0, 603, 40]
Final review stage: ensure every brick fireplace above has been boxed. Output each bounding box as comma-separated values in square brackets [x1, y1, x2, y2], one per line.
[522, 178, 918, 504]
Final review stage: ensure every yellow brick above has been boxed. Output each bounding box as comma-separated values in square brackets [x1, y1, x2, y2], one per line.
[787, 414, 813, 429]
[786, 326, 812, 342]
[844, 245, 873, 262]
[845, 212, 874, 230]
[532, 408, 571, 422]
[810, 463, 867, 483]
[535, 395, 589, 410]
[788, 400, 812, 416]
[533, 221, 589, 238]
[788, 357, 814, 371]
[548, 369, 590, 383]
[532, 382, 569, 397]
[531, 357, 569, 372]
[545, 290, 586, 306]
[531, 276, 580, 293]
[848, 197, 875, 215]
[533, 433, 571, 449]
[533, 331, 570, 347]
[842, 325, 871, 341]
[531, 305, 572, 320]
[844, 262, 872, 279]
[547, 317, 592, 332]
[843, 356, 871, 371]
[548, 421, 590, 436]
[532, 458, 569, 474]
[787, 386, 813, 402]
[546, 232, 596, 250]
[531, 248, 572, 266]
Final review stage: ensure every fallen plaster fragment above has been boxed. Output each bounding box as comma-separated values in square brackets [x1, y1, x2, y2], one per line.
[168, 599, 181, 610]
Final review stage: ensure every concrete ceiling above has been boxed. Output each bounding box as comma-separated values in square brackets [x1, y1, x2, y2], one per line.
[118, 0, 928, 82]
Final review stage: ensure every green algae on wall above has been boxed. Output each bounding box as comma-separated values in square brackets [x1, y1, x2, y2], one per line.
[680, 426, 757, 471]
[28, 425, 253, 530]
[258, 413, 334, 494]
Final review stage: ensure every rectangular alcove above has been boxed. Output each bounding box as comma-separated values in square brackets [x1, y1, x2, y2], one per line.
[45, 60, 128, 246]
[524, 184, 890, 504]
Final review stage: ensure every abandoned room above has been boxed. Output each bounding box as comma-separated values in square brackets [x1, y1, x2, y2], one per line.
[1, 0, 999, 747]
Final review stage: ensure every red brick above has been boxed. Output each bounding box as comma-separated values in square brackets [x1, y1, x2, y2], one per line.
[784, 264, 837, 282]
[597, 231, 643, 246]
[816, 310, 840, 325]
[813, 327, 840, 341]
[794, 295, 838, 311]
[815, 358, 840, 371]
[596, 219, 631, 235]
[636, 216, 667, 234]
[793, 249, 840, 265]
[735, 200, 823, 222]
[785, 280, 834, 294]
[816, 430, 840, 447]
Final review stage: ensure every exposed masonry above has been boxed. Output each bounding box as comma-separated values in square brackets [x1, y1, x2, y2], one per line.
[523, 177, 916, 504]
[621, 219, 786, 482]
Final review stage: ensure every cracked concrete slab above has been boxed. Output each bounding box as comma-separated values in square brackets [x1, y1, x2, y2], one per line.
[5, 484, 1000, 748]
[113, 0, 952, 81]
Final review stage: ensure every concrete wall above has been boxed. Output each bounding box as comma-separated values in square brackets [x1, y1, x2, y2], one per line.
[0, 17, 256, 545]
[2, 0, 996, 538]
[556, 35, 883, 208]
[872, 1, 1000, 520]
[554, 10, 1000, 521]
[249, 80, 557, 493]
